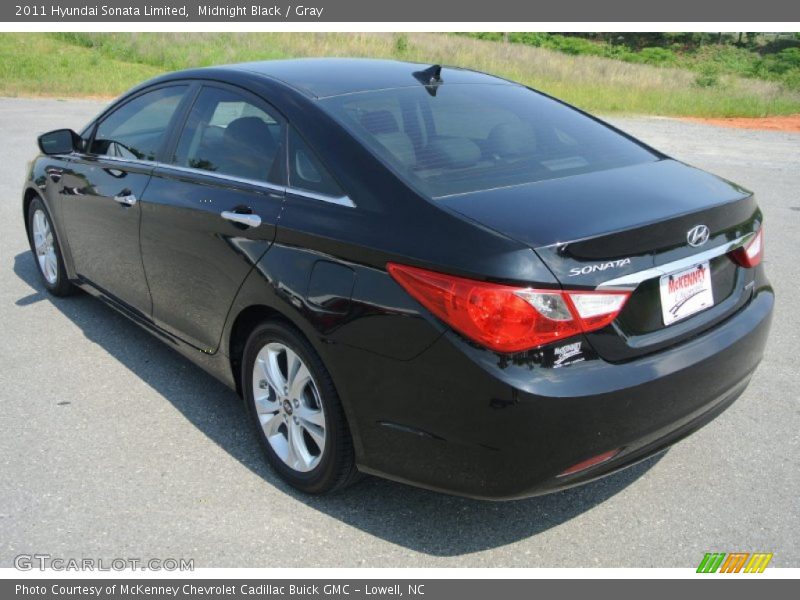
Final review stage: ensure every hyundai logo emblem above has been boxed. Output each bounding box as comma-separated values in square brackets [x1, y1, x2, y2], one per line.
[687, 225, 710, 247]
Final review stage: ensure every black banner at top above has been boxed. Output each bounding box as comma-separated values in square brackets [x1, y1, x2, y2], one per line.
[3, 0, 800, 22]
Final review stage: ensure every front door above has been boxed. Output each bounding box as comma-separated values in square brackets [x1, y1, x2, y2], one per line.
[61, 85, 189, 316]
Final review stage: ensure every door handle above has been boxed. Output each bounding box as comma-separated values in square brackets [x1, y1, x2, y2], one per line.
[113, 192, 137, 206]
[221, 211, 261, 228]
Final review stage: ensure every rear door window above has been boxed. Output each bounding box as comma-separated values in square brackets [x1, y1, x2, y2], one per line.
[91, 86, 188, 161]
[172, 86, 285, 184]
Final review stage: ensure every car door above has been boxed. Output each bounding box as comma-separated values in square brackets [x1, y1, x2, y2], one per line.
[139, 84, 287, 352]
[60, 84, 190, 316]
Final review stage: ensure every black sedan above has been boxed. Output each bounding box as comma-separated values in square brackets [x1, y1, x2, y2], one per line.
[23, 59, 773, 499]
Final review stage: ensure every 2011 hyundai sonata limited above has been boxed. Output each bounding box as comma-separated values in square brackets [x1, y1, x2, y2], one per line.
[23, 58, 772, 499]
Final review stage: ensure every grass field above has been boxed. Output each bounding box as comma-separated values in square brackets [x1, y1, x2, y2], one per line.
[462, 33, 800, 90]
[2, 32, 800, 117]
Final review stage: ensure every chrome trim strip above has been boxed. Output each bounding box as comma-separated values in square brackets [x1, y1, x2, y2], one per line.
[81, 154, 160, 169]
[156, 163, 287, 194]
[596, 232, 755, 289]
[69, 155, 356, 207]
[286, 187, 356, 208]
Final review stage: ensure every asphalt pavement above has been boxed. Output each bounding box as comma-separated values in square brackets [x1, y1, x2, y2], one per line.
[0, 98, 797, 568]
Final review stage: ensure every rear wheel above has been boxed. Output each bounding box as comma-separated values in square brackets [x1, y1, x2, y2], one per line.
[27, 197, 74, 296]
[242, 320, 357, 494]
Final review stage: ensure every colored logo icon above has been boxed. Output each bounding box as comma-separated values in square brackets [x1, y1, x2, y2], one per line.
[697, 552, 773, 573]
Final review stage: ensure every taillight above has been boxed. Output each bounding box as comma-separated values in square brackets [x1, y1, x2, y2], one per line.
[730, 227, 763, 268]
[387, 263, 630, 353]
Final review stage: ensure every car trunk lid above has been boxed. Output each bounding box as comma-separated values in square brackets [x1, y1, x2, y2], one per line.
[437, 159, 762, 360]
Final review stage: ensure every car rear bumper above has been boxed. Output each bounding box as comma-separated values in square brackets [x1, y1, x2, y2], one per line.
[330, 283, 773, 500]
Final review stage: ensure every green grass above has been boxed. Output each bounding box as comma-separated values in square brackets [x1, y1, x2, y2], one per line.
[0, 33, 161, 97]
[462, 33, 800, 91]
[2, 32, 800, 117]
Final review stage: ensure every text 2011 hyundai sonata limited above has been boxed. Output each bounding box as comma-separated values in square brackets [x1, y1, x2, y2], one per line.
[24, 59, 773, 499]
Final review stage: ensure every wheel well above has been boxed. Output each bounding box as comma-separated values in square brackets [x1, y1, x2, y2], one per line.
[228, 305, 286, 397]
[22, 188, 39, 238]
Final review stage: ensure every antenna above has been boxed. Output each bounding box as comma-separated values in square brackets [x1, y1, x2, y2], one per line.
[412, 65, 443, 96]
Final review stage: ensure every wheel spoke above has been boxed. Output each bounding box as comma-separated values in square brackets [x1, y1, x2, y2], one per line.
[285, 348, 301, 387]
[45, 252, 57, 280]
[297, 403, 325, 427]
[288, 421, 311, 470]
[288, 361, 311, 402]
[33, 212, 46, 251]
[253, 392, 278, 415]
[260, 349, 286, 393]
[285, 422, 300, 469]
[260, 411, 283, 438]
[301, 421, 325, 451]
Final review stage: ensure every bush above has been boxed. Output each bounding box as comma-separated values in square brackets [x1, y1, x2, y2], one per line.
[781, 71, 800, 89]
[695, 65, 720, 87]
[778, 47, 800, 68]
[394, 34, 409, 56]
[636, 47, 677, 65]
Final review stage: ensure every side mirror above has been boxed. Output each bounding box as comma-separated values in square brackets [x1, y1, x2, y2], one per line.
[38, 129, 82, 155]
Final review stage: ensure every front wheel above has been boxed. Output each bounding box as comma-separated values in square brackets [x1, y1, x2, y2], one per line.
[242, 320, 357, 494]
[27, 196, 74, 296]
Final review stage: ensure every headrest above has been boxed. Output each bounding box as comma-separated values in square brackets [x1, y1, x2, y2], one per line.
[224, 117, 276, 152]
[359, 110, 401, 135]
[420, 136, 481, 169]
[487, 122, 537, 158]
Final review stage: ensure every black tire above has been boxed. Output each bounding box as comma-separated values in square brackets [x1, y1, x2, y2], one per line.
[26, 196, 75, 297]
[242, 320, 357, 494]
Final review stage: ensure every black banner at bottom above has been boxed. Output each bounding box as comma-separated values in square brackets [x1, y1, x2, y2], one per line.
[2, 579, 794, 600]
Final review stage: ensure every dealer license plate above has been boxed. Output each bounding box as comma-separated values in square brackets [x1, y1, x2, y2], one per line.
[659, 261, 714, 326]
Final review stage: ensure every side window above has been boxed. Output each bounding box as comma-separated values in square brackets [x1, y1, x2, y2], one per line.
[172, 87, 285, 184]
[91, 86, 187, 161]
[288, 128, 344, 197]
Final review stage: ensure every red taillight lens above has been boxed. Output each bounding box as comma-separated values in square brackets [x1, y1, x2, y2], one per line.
[730, 228, 763, 268]
[387, 263, 630, 353]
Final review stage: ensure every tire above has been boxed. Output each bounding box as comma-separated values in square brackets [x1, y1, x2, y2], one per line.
[27, 196, 75, 296]
[242, 320, 357, 494]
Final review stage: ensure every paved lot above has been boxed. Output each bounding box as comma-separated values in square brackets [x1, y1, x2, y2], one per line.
[0, 98, 798, 568]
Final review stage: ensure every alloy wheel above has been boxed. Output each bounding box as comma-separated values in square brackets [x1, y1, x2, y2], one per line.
[252, 342, 326, 472]
[32, 208, 58, 285]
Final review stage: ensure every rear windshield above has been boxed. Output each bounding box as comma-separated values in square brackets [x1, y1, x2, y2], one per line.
[319, 84, 659, 198]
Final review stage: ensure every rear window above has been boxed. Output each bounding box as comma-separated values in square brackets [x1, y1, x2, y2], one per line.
[320, 84, 658, 198]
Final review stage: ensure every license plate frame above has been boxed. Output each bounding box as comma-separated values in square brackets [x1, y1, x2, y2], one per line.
[659, 261, 714, 326]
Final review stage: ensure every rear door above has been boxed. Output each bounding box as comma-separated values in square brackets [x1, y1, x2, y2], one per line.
[140, 84, 286, 352]
[60, 85, 189, 316]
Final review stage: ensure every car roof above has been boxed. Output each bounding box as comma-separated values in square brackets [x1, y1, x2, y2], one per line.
[225, 57, 517, 99]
